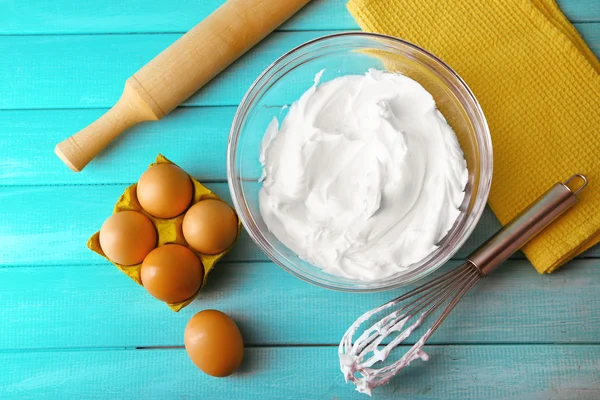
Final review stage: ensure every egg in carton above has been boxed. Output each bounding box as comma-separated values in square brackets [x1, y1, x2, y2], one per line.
[88, 154, 241, 312]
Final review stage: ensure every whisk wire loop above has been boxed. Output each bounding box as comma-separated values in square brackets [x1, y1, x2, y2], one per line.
[339, 262, 484, 395]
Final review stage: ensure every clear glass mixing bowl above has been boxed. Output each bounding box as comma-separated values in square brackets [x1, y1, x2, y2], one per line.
[228, 32, 492, 292]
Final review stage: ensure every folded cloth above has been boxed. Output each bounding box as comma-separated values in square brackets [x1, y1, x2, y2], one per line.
[347, 0, 600, 273]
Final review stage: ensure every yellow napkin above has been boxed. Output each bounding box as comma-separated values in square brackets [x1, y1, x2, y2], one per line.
[347, 0, 600, 273]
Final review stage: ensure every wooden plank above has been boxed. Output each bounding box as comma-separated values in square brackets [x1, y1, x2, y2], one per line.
[0, 24, 597, 110]
[0, 259, 598, 349]
[0, 0, 597, 35]
[0, 184, 264, 266]
[4, 95, 600, 191]
[0, 108, 236, 186]
[0, 0, 357, 35]
[579, 22, 600, 55]
[0, 184, 597, 266]
[552, 0, 600, 22]
[1, 346, 599, 399]
[0, 31, 335, 110]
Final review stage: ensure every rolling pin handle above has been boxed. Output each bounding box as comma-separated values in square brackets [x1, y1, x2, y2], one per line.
[54, 79, 160, 172]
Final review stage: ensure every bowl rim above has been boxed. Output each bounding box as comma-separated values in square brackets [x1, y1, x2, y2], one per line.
[227, 31, 492, 292]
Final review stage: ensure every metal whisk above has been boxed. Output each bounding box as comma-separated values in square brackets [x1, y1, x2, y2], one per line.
[339, 174, 588, 396]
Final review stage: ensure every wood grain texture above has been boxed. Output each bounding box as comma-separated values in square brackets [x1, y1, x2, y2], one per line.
[0, 31, 332, 110]
[0, 108, 235, 185]
[0, 259, 598, 349]
[0, 0, 597, 35]
[1, 346, 599, 399]
[0, 184, 263, 266]
[0, 24, 597, 110]
[1, 1, 600, 398]
[1, 183, 597, 266]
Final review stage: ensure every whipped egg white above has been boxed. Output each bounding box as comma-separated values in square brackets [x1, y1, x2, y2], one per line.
[258, 69, 468, 281]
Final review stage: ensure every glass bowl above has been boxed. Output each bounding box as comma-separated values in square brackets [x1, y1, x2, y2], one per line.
[227, 32, 492, 292]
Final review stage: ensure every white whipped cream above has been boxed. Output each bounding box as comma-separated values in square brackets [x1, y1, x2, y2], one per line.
[259, 69, 468, 281]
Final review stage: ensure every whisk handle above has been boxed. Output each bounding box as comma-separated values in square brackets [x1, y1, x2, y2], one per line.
[468, 174, 587, 276]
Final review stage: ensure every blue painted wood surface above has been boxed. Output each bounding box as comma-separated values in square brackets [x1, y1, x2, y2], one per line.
[0, 1, 599, 399]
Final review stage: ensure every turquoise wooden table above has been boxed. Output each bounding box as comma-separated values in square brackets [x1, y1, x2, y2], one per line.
[1, 1, 599, 398]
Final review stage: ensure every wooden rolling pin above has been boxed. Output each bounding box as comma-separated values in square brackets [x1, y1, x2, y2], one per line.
[55, 0, 311, 172]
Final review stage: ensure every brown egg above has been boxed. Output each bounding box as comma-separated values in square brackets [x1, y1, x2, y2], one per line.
[99, 211, 157, 265]
[184, 310, 244, 377]
[140, 244, 204, 303]
[136, 164, 193, 218]
[182, 200, 238, 254]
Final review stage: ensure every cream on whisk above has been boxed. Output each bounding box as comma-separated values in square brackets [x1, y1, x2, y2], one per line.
[259, 69, 468, 281]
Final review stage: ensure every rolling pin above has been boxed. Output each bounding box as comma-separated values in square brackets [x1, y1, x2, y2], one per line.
[55, 0, 311, 172]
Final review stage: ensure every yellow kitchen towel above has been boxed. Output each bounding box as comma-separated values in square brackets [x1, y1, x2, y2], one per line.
[347, 0, 600, 273]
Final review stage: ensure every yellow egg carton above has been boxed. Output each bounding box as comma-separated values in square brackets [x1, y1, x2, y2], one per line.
[88, 154, 241, 312]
